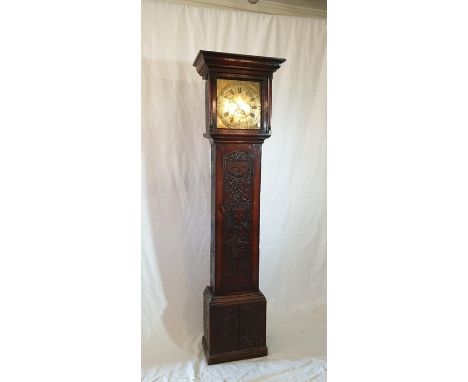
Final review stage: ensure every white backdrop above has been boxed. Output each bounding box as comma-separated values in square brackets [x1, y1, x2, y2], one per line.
[142, 1, 327, 380]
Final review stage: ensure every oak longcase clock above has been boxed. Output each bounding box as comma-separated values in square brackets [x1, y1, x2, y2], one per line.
[193, 50, 286, 365]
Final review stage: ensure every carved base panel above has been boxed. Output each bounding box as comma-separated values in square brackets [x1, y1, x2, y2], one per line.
[203, 286, 268, 365]
[202, 336, 268, 365]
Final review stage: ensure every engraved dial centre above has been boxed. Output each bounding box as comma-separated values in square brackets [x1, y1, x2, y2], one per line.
[217, 79, 261, 129]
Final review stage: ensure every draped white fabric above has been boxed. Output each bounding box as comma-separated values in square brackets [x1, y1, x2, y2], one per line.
[142, 1, 327, 380]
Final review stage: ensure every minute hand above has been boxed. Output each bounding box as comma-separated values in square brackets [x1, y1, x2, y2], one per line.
[235, 106, 246, 115]
[234, 100, 248, 113]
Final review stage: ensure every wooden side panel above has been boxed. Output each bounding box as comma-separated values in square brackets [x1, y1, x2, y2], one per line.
[211, 305, 238, 354]
[238, 301, 266, 350]
[210, 144, 216, 288]
[203, 291, 210, 349]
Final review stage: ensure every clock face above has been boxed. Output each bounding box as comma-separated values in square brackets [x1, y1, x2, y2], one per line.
[216, 79, 261, 129]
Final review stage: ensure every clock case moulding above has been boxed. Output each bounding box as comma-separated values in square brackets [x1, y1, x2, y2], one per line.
[193, 50, 286, 365]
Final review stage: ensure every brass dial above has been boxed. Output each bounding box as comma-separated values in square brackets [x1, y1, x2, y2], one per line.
[216, 79, 261, 129]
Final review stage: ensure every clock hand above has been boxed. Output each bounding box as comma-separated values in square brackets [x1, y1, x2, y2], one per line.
[233, 106, 246, 116]
[232, 100, 249, 114]
[226, 98, 242, 110]
[224, 97, 249, 116]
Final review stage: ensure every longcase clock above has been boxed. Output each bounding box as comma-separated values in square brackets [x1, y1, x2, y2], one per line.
[193, 50, 286, 365]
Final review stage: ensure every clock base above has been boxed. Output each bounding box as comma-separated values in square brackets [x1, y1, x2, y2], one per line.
[202, 286, 268, 365]
[202, 335, 268, 365]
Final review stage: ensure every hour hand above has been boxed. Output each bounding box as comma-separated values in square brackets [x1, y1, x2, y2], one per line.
[233, 106, 245, 116]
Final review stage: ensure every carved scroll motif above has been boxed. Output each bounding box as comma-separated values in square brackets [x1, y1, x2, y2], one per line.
[222, 151, 255, 292]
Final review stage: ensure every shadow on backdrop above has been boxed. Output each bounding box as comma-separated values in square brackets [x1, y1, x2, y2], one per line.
[142, 60, 211, 366]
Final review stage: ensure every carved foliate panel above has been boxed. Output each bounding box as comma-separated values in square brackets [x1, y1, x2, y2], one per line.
[238, 302, 266, 350]
[222, 151, 255, 292]
[211, 305, 238, 354]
